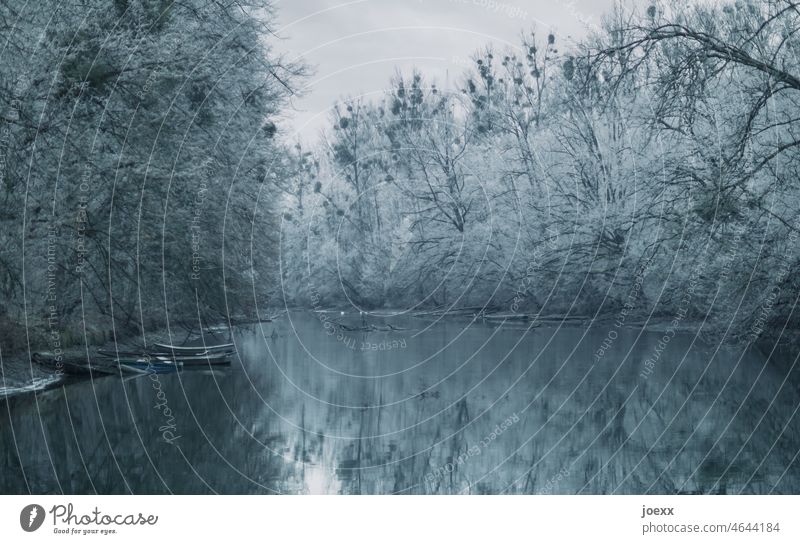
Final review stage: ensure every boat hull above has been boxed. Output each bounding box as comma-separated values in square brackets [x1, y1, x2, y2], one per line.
[151, 342, 234, 353]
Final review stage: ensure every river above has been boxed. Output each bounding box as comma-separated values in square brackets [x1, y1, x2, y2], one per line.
[1, 311, 798, 493]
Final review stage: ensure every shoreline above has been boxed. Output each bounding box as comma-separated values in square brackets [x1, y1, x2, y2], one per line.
[2, 310, 797, 402]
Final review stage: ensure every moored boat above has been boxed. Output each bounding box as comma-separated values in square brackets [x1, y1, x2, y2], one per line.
[97, 348, 232, 366]
[151, 342, 234, 354]
[152, 353, 232, 365]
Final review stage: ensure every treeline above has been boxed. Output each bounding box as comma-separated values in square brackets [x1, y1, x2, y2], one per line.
[281, 0, 800, 343]
[0, 0, 303, 352]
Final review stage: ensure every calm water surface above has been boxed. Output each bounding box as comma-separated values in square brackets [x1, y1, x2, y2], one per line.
[1, 312, 799, 494]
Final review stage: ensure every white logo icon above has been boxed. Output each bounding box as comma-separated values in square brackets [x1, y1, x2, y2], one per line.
[20, 504, 45, 532]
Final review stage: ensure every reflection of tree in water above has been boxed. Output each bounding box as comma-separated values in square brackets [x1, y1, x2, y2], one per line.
[1, 315, 799, 494]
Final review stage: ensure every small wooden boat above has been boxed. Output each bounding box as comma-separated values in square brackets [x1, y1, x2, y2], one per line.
[99, 348, 231, 358]
[98, 349, 232, 366]
[99, 352, 183, 374]
[32, 353, 116, 376]
[152, 354, 232, 366]
[151, 342, 234, 354]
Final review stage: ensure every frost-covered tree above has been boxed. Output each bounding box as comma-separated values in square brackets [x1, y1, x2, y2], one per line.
[0, 0, 304, 349]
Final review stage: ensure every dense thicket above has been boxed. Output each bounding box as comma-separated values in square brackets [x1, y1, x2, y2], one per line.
[0, 0, 303, 351]
[281, 0, 800, 343]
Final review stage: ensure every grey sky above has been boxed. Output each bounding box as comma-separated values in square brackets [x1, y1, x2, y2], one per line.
[273, 0, 629, 141]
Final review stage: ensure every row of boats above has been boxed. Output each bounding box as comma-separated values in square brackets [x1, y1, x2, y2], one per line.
[32, 342, 235, 376]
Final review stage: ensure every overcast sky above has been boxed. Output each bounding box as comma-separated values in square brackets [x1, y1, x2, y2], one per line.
[272, 0, 631, 142]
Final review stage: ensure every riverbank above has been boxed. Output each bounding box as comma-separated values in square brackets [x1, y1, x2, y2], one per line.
[3, 311, 799, 494]
[2, 308, 797, 400]
[0, 319, 239, 398]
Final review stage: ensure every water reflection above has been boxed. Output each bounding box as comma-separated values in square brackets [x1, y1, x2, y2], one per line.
[1, 312, 799, 494]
